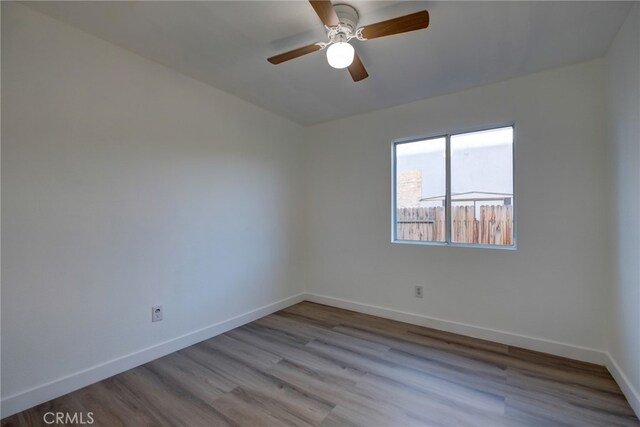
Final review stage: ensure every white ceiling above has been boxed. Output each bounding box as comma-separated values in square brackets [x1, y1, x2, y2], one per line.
[28, 1, 632, 125]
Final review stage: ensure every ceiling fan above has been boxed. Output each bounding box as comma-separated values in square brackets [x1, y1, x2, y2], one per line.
[267, 1, 430, 82]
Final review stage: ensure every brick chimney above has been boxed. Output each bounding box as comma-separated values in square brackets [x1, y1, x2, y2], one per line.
[397, 170, 422, 208]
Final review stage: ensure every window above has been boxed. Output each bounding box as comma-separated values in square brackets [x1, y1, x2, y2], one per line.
[392, 125, 515, 248]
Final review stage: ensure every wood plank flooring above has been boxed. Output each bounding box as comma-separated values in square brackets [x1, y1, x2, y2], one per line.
[2, 302, 639, 426]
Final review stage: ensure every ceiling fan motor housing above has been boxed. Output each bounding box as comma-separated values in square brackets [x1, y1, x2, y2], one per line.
[333, 4, 359, 34]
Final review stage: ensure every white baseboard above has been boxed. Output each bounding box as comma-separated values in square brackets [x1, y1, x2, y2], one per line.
[305, 293, 639, 418]
[303, 293, 607, 365]
[606, 353, 640, 418]
[0, 292, 305, 419]
[6, 292, 637, 421]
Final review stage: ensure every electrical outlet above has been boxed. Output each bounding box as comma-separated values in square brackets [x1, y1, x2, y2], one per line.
[152, 306, 163, 322]
[415, 286, 424, 298]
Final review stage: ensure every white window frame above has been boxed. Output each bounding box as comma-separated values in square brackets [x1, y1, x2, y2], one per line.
[391, 123, 517, 250]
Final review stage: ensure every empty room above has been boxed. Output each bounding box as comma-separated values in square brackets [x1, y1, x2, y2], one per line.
[1, 1, 639, 426]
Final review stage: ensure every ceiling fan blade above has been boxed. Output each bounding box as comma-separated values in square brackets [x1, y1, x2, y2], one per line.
[359, 10, 429, 40]
[348, 52, 368, 82]
[267, 43, 322, 65]
[309, 0, 339, 27]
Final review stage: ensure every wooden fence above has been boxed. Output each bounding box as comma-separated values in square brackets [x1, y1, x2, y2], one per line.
[396, 205, 513, 245]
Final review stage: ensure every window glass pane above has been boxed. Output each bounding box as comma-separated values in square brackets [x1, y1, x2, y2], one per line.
[395, 137, 446, 242]
[450, 127, 514, 245]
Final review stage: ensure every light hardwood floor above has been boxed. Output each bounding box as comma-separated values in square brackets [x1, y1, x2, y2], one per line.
[2, 302, 639, 426]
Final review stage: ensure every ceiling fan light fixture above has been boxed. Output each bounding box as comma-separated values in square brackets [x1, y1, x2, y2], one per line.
[326, 41, 354, 69]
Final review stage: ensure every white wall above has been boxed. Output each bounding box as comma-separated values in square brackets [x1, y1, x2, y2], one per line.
[3, 0, 638, 419]
[606, 4, 640, 414]
[304, 59, 609, 358]
[1, 2, 304, 414]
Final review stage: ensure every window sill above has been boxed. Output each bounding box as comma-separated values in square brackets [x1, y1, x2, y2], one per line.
[391, 239, 517, 250]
